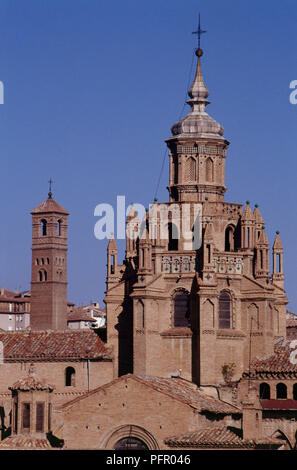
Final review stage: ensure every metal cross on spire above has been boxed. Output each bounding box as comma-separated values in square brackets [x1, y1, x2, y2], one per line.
[192, 13, 207, 50]
[48, 177, 53, 198]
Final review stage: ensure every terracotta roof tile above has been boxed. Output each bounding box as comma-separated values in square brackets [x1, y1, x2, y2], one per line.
[10, 374, 54, 391]
[134, 376, 240, 414]
[165, 426, 252, 448]
[31, 197, 69, 215]
[0, 330, 112, 361]
[61, 374, 241, 415]
[164, 425, 281, 449]
[246, 341, 297, 376]
[0, 436, 51, 449]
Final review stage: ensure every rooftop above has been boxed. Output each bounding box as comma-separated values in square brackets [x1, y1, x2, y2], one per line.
[0, 436, 52, 450]
[245, 341, 297, 376]
[0, 329, 112, 361]
[62, 374, 240, 415]
[164, 425, 282, 449]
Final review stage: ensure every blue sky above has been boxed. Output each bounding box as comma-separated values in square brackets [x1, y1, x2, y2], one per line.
[0, 0, 296, 312]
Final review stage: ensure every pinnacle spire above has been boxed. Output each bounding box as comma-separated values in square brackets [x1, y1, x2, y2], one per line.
[107, 233, 117, 251]
[187, 51, 209, 113]
[170, 18, 224, 138]
[273, 232, 283, 250]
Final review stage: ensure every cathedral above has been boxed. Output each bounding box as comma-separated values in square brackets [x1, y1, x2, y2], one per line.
[0, 28, 296, 451]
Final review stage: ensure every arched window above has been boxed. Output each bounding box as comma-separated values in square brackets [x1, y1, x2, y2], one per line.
[38, 271, 43, 282]
[276, 383, 287, 399]
[206, 157, 214, 182]
[173, 156, 178, 184]
[57, 219, 62, 236]
[136, 300, 144, 329]
[293, 384, 297, 400]
[114, 437, 149, 450]
[225, 226, 235, 252]
[65, 367, 76, 387]
[260, 383, 270, 399]
[186, 157, 196, 181]
[47, 258, 50, 265]
[168, 223, 178, 251]
[41, 219, 47, 236]
[173, 291, 190, 327]
[219, 292, 231, 329]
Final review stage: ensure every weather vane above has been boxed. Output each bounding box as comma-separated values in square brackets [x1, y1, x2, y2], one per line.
[192, 13, 207, 51]
[48, 177, 53, 198]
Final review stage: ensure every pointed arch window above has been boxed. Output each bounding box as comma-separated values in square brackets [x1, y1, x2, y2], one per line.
[136, 300, 145, 329]
[206, 158, 214, 182]
[173, 156, 178, 184]
[225, 226, 235, 252]
[219, 292, 231, 329]
[186, 157, 196, 182]
[38, 270, 47, 282]
[173, 291, 190, 327]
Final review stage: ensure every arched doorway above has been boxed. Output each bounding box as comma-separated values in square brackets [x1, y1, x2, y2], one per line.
[102, 424, 159, 450]
[114, 437, 149, 450]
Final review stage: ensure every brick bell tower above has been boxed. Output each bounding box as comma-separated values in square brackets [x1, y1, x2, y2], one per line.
[30, 186, 69, 330]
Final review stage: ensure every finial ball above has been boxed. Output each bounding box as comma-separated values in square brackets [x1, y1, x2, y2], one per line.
[196, 48, 203, 57]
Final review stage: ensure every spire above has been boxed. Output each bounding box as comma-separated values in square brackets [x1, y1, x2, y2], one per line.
[107, 233, 117, 251]
[242, 202, 255, 221]
[48, 178, 53, 199]
[187, 49, 209, 114]
[258, 226, 269, 246]
[253, 205, 264, 225]
[273, 231, 283, 250]
[170, 18, 224, 138]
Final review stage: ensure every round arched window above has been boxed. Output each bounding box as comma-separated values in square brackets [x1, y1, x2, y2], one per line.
[114, 437, 149, 450]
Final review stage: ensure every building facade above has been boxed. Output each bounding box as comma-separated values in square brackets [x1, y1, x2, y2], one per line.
[104, 46, 288, 387]
[0, 31, 295, 451]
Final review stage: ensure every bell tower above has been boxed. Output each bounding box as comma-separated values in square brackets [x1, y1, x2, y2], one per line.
[30, 188, 69, 330]
[166, 18, 229, 203]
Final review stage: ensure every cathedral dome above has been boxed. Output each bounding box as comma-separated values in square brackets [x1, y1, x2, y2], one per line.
[171, 49, 224, 139]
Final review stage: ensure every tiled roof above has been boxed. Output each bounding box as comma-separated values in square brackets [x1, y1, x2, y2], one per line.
[68, 306, 106, 322]
[30, 197, 69, 215]
[246, 341, 297, 376]
[0, 330, 112, 361]
[0, 436, 51, 449]
[68, 307, 94, 322]
[9, 374, 54, 391]
[61, 374, 241, 415]
[134, 376, 241, 414]
[164, 426, 282, 449]
[0, 289, 30, 303]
